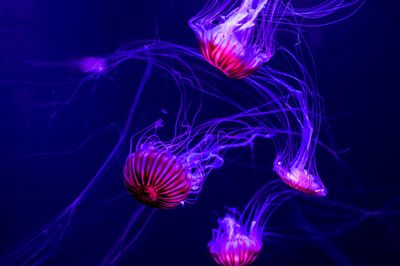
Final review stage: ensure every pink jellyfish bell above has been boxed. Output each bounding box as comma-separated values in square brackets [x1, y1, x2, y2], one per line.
[208, 182, 293, 265]
[209, 216, 262, 266]
[123, 148, 192, 209]
[274, 160, 327, 197]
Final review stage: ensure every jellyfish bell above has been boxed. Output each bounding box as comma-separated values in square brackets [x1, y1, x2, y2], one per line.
[209, 182, 292, 266]
[123, 132, 230, 209]
[198, 35, 271, 79]
[209, 216, 262, 266]
[190, 0, 275, 79]
[123, 147, 193, 209]
[273, 160, 327, 197]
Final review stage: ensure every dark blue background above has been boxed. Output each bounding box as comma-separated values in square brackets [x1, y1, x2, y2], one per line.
[1, 1, 399, 265]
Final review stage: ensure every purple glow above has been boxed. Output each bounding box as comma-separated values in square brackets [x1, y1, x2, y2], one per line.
[78, 57, 107, 73]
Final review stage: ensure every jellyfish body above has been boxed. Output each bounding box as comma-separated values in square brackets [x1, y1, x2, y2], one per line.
[209, 182, 291, 266]
[190, 0, 275, 79]
[123, 148, 192, 209]
[209, 217, 262, 266]
[274, 160, 327, 197]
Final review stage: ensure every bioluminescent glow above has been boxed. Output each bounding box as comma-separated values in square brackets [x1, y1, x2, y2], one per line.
[2, 0, 367, 263]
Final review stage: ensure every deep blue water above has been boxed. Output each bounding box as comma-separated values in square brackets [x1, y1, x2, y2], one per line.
[0, 1, 399, 265]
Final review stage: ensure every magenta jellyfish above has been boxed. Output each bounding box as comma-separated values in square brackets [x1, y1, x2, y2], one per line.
[274, 160, 326, 196]
[210, 216, 262, 266]
[234, 63, 328, 197]
[261, 66, 327, 197]
[189, 0, 276, 79]
[209, 181, 292, 266]
[123, 149, 192, 209]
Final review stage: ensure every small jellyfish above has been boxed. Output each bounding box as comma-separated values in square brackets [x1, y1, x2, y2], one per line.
[123, 148, 192, 209]
[209, 182, 292, 266]
[274, 160, 327, 197]
[189, 0, 275, 79]
[209, 217, 262, 266]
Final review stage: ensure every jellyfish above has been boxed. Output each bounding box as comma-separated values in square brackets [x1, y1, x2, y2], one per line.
[123, 148, 192, 209]
[209, 181, 292, 266]
[189, 0, 276, 79]
[210, 217, 262, 266]
[260, 65, 327, 197]
[273, 160, 326, 197]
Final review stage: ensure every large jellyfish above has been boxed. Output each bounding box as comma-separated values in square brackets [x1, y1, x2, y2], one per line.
[124, 149, 192, 209]
[209, 181, 292, 266]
